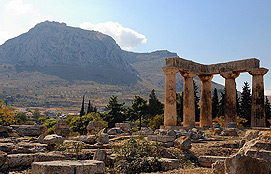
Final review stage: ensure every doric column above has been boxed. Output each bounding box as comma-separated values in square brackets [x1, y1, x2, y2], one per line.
[198, 74, 213, 127]
[220, 71, 240, 127]
[180, 71, 196, 127]
[162, 67, 179, 126]
[249, 68, 268, 127]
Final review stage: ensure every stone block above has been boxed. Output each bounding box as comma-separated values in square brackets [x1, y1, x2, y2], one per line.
[7, 153, 34, 168]
[115, 123, 131, 131]
[34, 153, 66, 162]
[0, 151, 7, 167]
[198, 156, 227, 167]
[174, 136, 191, 151]
[74, 135, 96, 144]
[212, 160, 225, 174]
[147, 135, 175, 143]
[10, 125, 47, 136]
[43, 134, 64, 144]
[32, 160, 105, 174]
[160, 158, 179, 170]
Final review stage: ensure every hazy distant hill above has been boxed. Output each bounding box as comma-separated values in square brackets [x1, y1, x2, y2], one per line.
[0, 21, 224, 110]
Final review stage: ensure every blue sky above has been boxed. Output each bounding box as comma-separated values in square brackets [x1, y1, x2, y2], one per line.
[0, 0, 270, 94]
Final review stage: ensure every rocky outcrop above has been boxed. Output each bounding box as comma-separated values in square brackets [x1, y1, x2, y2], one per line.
[10, 125, 47, 137]
[174, 136, 191, 151]
[87, 121, 102, 135]
[54, 120, 71, 137]
[43, 134, 64, 144]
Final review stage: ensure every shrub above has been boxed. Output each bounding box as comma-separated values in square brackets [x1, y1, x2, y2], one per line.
[149, 114, 164, 130]
[43, 119, 58, 134]
[213, 116, 248, 128]
[114, 137, 165, 174]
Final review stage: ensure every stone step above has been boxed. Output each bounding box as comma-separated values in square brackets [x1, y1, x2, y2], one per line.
[198, 155, 227, 167]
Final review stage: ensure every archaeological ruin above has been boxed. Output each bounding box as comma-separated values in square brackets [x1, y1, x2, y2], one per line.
[163, 57, 269, 128]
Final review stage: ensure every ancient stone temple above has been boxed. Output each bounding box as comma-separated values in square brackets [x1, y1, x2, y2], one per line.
[163, 57, 268, 128]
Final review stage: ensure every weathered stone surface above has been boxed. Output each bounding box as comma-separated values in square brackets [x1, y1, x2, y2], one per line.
[87, 121, 102, 135]
[115, 123, 131, 132]
[96, 133, 109, 144]
[147, 135, 175, 143]
[228, 122, 237, 128]
[0, 126, 8, 133]
[7, 153, 34, 168]
[34, 153, 66, 162]
[198, 156, 227, 167]
[32, 160, 105, 174]
[43, 134, 64, 144]
[213, 128, 222, 135]
[160, 158, 179, 170]
[212, 160, 225, 174]
[213, 123, 220, 128]
[93, 149, 106, 161]
[133, 127, 154, 135]
[74, 135, 96, 144]
[0, 143, 14, 152]
[221, 128, 238, 136]
[225, 153, 269, 174]
[10, 125, 47, 136]
[107, 127, 122, 135]
[54, 120, 71, 136]
[0, 151, 7, 167]
[174, 136, 191, 151]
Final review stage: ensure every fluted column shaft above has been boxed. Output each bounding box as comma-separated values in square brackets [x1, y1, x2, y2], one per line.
[180, 71, 196, 127]
[221, 72, 240, 127]
[249, 68, 268, 127]
[198, 74, 213, 127]
[163, 67, 179, 126]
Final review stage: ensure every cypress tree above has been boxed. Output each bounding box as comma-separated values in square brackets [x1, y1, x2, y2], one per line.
[218, 90, 225, 117]
[240, 81, 252, 127]
[148, 89, 163, 118]
[86, 100, 93, 114]
[176, 92, 183, 121]
[80, 95, 85, 117]
[212, 88, 219, 118]
[193, 80, 200, 122]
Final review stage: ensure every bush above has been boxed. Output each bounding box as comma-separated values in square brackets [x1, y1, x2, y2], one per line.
[149, 114, 164, 130]
[114, 137, 165, 174]
[213, 116, 248, 128]
[43, 119, 58, 134]
[67, 112, 107, 135]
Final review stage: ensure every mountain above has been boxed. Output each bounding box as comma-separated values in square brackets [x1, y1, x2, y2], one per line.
[0, 21, 224, 110]
[0, 21, 137, 85]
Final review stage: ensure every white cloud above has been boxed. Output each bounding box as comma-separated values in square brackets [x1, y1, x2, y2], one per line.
[79, 21, 147, 50]
[265, 90, 271, 96]
[0, 0, 51, 45]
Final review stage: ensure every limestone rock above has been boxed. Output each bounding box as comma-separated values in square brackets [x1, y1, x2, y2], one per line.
[93, 149, 106, 161]
[7, 153, 34, 168]
[212, 160, 225, 174]
[87, 121, 102, 135]
[173, 136, 191, 151]
[225, 153, 269, 174]
[107, 127, 122, 135]
[54, 120, 71, 136]
[10, 125, 47, 136]
[0, 151, 7, 167]
[43, 134, 64, 144]
[0, 143, 14, 153]
[213, 123, 221, 128]
[214, 128, 222, 135]
[221, 128, 238, 136]
[97, 133, 109, 144]
[115, 123, 131, 132]
[228, 122, 237, 128]
[34, 153, 66, 162]
[0, 126, 8, 133]
[32, 160, 105, 174]
[198, 156, 227, 167]
[74, 135, 96, 144]
[147, 135, 175, 143]
[160, 158, 179, 170]
[133, 127, 154, 135]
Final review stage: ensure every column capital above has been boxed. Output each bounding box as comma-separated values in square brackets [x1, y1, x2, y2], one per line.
[198, 74, 213, 82]
[162, 67, 179, 74]
[249, 68, 268, 76]
[180, 71, 196, 78]
[220, 71, 240, 79]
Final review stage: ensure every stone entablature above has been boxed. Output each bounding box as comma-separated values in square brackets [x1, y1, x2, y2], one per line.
[163, 57, 268, 128]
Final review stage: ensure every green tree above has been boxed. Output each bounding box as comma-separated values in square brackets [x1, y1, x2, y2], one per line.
[218, 90, 225, 117]
[176, 92, 183, 122]
[32, 109, 41, 121]
[104, 95, 125, 128]
[43, 119, 58, 134]
[127, 95, 148, 130]
[193, 80, 200, 122]
[86, 100, 97, 114]
[148, 89, 163, 118]
[149, 114, 164, 130]
[0, 100, 16, 126]
[239, 81, 251, 127]
[265, 96, 271, 127]
[212, 88, 219, 119]
[80, 95, 85, 117]
[15, 112, 27, 125]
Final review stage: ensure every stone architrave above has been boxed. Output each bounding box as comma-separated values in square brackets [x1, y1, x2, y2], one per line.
[162, 67, 179, 126]
[198, 74, 213, 127]
[180, 71, 196, 127]
[220, 71, 240, 127]
[249, 68, 268, 127]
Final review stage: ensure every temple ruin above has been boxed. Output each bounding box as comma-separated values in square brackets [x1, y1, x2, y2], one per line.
[163, 57, 268, 128]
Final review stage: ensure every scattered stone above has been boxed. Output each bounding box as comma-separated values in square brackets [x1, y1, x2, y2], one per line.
[198, 156, 227, 167]
[213, 123, 221, 128]
[174, 136, 191, 151]
[34, 153, 66, 162]
[0, 143, 14, 153]
[96, 133, 109, 144]
[160, 158, 179, 170]
[74, 135, 96, 144]
[32, 160, 105, 174]
[225, 153, 269, 174]
[107, 127, 122, 135]
[212, 160, 225, 174]
[175, 129, 187, 138]
[147, 135, 175, 143]
[0, 151, 7, 167]
[0, 126, 9, 133]
[7, 153, 34, 168]
[86, 121, 102, 135]
[134, 127, 154, 135]
[213, 128, 222, 135]
[221, 128, 238, 136]
[93, 149, 106, 161]
[10, 125, 47, 137]
[43, 134, 64, 144]
[54, 120, 71, 137]
[228, 122, 237, 128]
[115, 123, 131, 132]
